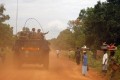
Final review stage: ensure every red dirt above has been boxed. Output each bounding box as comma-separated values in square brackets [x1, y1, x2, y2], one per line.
[0, 49, 106, 80]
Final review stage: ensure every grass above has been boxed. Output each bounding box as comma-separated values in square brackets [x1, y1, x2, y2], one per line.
[62, 50, 102, 71]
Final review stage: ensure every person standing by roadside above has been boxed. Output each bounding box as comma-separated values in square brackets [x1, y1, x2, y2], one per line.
[56, 49, 60, 58]
[75, 47, 81, 65]
[68, 50, 71, 59]
[102, 50, 108, 74]
[82, 51, 88, 76]
[0, 48, 5, 64]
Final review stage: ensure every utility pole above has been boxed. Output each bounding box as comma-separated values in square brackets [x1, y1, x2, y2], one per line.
[16, 0, 18, 34]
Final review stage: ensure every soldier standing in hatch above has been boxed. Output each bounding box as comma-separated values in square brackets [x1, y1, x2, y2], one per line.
[30, 28, 37, 39]
[36, 29, 49, 39]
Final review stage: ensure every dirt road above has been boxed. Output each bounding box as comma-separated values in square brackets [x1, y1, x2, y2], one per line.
[0, 50, 106, 80]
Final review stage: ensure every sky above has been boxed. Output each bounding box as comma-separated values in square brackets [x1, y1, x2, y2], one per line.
[0, 0, 106, 39]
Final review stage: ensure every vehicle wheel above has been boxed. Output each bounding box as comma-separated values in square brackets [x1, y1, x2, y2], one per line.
[14, 60, 22, 69]
[43, 54, 49, 70]
[14, 54, 22, 69]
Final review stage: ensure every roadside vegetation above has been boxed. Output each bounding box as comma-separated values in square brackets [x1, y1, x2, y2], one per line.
[1, 0, 120, 79]
[0, 4, 14, 47]
[50, 0, 120, 79]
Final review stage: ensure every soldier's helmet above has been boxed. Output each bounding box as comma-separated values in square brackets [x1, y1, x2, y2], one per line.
[37, 29, 41, 32]
[22, 27, 26, 31]
[32, 28, 35, 32]
[26, 27, 30, 32]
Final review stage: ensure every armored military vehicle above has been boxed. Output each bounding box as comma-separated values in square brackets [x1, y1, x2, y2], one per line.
[13, 30, 50, 69]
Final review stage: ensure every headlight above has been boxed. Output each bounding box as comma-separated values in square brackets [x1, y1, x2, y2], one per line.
[21, 47, 24, 50]
[37, 48, 39, 50]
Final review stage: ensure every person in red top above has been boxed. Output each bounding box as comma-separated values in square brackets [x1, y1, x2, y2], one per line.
[108, 43, 116, 50]
[108, 43, 117, 60]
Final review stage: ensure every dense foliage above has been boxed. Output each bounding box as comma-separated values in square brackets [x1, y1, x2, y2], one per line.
[50, 0, 120, 50]
[50, 19, 86, 50]
[0, 4, 13, 47]
[115, 45, 120, 64]
[49, 29, 75, 50]
[80, 0, 120, 48]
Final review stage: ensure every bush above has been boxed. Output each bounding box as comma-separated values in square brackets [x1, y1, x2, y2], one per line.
[87, 51, 102, 71]
[115, 45, 120, 64]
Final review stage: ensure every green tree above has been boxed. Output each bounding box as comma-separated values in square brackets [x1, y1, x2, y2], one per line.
[68, 19, 85, 47]
[77, 0, 120, 49]
[50, 19, 86, 50]
[51, 0, 120, 50]
[50, 29, 75, 50]
[0, 4, 10, 23]
[0, 4, 13, 47]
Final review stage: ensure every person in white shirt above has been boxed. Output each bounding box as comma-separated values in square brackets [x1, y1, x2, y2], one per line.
[56, 49, 60, 58]
[102, 50, 108, 73]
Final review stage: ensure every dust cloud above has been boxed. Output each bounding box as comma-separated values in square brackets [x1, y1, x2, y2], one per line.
[0, 49, 106, 80]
